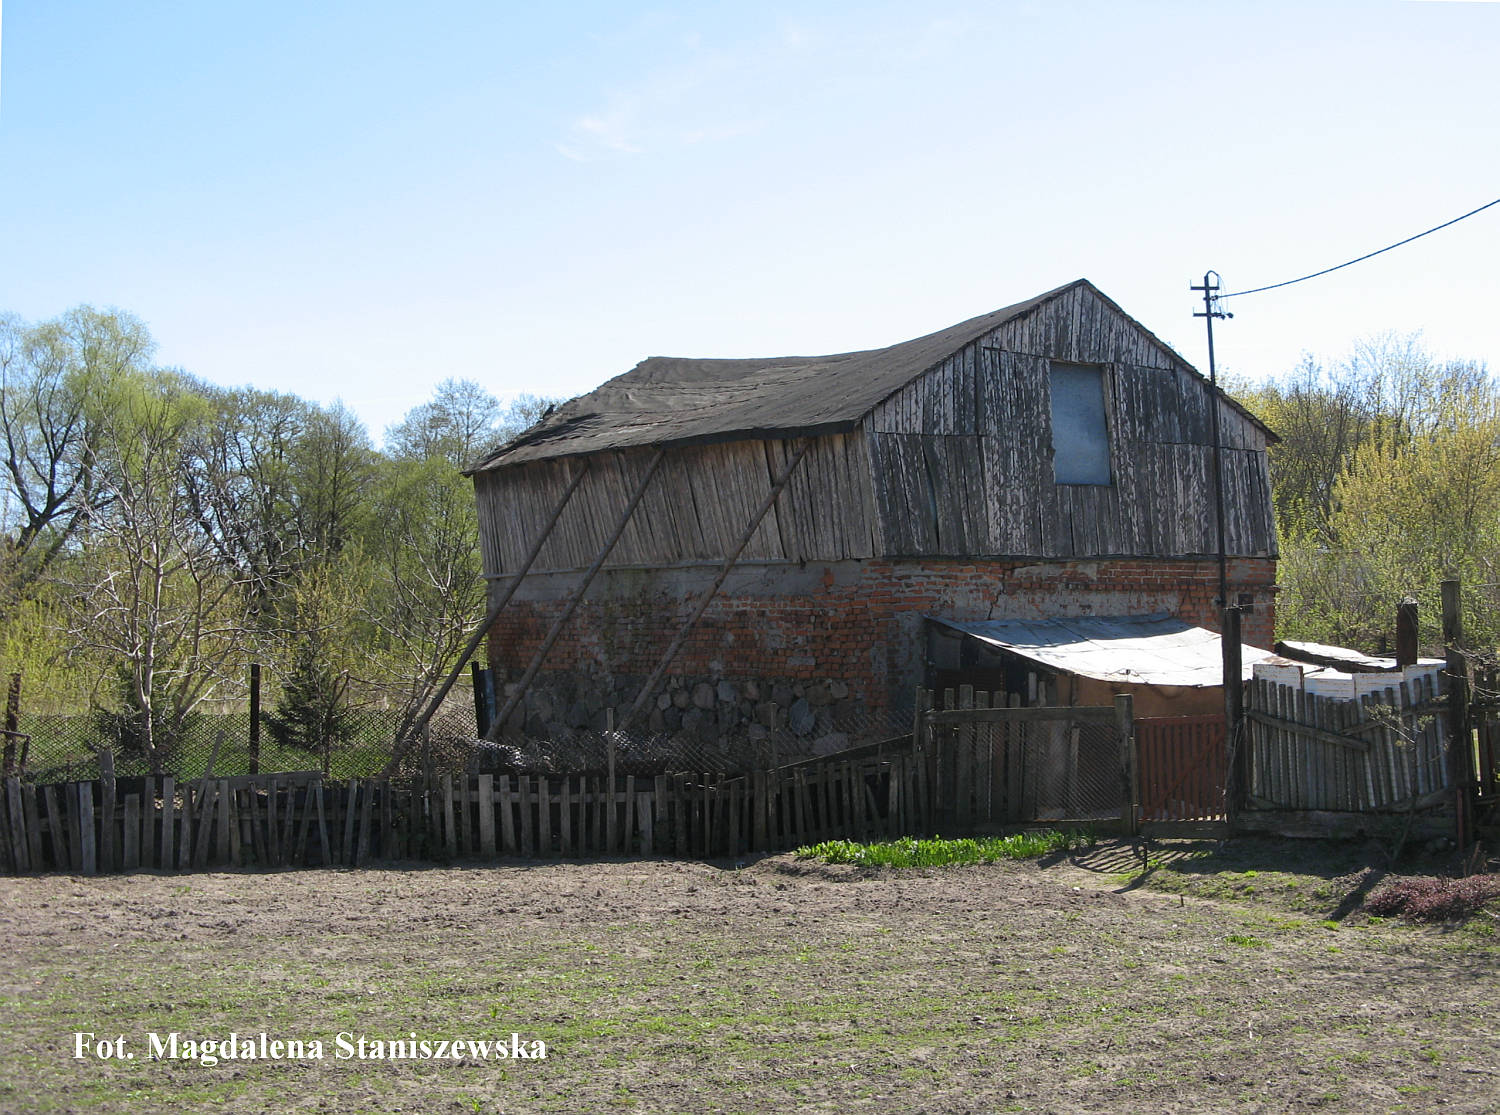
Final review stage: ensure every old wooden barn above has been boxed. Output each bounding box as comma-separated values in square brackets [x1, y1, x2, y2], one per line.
[467, 279, 1278, 748]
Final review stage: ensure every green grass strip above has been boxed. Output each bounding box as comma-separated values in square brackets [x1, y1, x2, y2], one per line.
[795, 830, 1093, 868]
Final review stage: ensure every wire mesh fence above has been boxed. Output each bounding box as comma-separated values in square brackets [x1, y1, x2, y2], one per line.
[1022, 719, 1126, 822]
[11, 702, 914, 785]
[13, 708, 438, 784]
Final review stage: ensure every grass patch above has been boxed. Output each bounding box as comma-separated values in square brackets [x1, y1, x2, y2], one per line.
[795, 830, 1092, 868]
[1225, 934, 1266, 948]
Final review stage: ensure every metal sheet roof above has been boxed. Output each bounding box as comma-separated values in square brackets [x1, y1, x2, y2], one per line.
[930, 614, 1278, 688]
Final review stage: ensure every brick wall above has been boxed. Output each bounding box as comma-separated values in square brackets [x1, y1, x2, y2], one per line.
[487, 556, 1277, 734]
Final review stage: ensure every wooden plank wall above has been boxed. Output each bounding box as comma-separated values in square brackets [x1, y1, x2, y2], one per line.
[865, 282, 1276, 560]
[475, 434, 879, 577]
[0, 750, 936, 876]
[1244, 676, 1450, 813]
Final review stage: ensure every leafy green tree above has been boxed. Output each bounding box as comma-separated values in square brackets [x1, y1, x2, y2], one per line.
[292, 401, 375, 558]
[0, 307, 154, 606]
[369, 387, 559, 736]
[60, 370, 260, 769]
[1235, 338, 1500, 652]
[361, 454, 485, 737]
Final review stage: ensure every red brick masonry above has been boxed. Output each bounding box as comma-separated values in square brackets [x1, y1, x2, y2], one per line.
[489, 557, 1277, 717]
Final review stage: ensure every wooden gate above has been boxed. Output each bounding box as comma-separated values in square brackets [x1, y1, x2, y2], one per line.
[915, 688, 1137, 833]
[1136, 715, 1227, 822]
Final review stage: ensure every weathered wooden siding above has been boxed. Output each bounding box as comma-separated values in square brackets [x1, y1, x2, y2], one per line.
[475, 433, 879, 576]
[866, 283, 1276, 559]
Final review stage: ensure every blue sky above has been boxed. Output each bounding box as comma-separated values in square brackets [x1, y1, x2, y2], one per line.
[2, 1, 1498, 442]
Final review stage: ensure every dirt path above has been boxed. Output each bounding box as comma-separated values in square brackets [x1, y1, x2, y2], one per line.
[1, 844, 1496, 1113]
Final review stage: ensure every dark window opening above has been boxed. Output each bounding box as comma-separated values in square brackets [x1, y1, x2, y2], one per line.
[1050, 363, 1112, 485]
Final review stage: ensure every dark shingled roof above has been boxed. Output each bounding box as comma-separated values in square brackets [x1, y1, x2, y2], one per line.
[469, 279, 1269, 471]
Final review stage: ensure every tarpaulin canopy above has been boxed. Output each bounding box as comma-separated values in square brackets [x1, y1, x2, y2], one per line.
[928, 614, 1278, 688]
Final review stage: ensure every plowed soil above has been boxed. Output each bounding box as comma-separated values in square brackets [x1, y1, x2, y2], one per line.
[1, 839, 1497, 1113]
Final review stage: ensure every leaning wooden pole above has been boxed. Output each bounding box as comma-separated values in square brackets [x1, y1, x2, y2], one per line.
[485, 449, 666, 742]
[383, 459, 591, 778]
[618, 441, 811, 734]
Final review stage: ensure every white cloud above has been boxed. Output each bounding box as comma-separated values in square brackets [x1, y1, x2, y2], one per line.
[554, 28, 786, 161]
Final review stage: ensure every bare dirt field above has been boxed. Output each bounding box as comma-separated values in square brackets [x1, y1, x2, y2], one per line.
[1, 838, 1497, 1114]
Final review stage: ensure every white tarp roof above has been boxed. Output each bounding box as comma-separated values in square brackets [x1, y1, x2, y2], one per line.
[929, 614, 1278, 688]
[1274, 639, 1444, 673]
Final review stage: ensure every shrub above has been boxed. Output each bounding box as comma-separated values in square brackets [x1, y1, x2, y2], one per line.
[1364, 875, 1500, 922]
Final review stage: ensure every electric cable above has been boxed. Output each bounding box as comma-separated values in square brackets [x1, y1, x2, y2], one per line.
[1219, 196, 1500, 300]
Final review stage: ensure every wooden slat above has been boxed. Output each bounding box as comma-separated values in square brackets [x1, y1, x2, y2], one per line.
[224, 782, 240, 866]
[21, 783, 42, 873]
[478, 773, 496, 858]
[498, 774, 516, 855]
[623, 775, 636, 856]
[356, 783, 374, 866]
[673, 774, 687, 855]
[518, 776, 534, 858]
[5, 778, 30, 874]
[77, 782, 96, 875]
[655, 775, 669, 854]
[313, 782, 331, 866]
[191, 784, 214, 870]
[455, 775, 471, 857]
[546, 780, 558, 858]
[439, 775, 457, 859]
[122, 795, 140, 870]
[98, 751, 117, 873]
[639, 790, 654, 856]
[42, 784, 67, 873]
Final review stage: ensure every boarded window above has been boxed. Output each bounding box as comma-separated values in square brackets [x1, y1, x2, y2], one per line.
[1049, 363, 1112, 485]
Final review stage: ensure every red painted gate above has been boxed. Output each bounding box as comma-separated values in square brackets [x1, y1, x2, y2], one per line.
[1136, 715, 1227, 822]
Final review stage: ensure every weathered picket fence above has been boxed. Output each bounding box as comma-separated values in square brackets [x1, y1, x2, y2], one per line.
[0, 742, 940, 875]
[1243, 673, 1451, 815]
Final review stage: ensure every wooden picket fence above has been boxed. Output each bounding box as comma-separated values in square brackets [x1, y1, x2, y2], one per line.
[0, 741, 943, 875]
[1244, 674, 1451, 814]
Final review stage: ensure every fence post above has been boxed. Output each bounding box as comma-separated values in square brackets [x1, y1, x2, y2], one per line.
[248, 663, 261, 776]
[606, 708, 616, 855]
[1222, 605, 1246, 824]
[471, 662, 491, 738]
[1115, 693, 1137, 836]
[911, 687, 929, 829]
[2, 673, 18, 777]
[1395, 598, 1419, 669]
[1442, 579, 1473, 848]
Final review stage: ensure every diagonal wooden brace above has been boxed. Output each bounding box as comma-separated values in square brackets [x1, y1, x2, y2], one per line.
[618, 440, 811, 734]
[486, 449, 666, 741]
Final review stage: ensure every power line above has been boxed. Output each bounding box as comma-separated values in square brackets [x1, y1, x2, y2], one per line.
[1219, 196, 1500, 300]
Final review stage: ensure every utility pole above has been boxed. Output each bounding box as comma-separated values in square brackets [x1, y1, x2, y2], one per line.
[1191, 271, 1233, 611]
